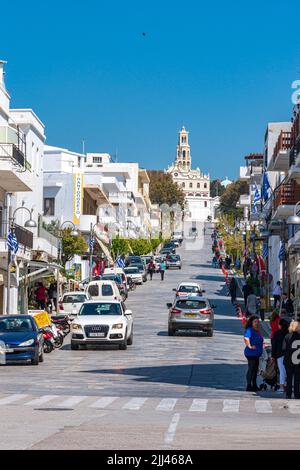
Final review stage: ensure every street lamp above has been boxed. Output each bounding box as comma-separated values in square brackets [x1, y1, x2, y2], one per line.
[89, 223, 98, 282]
[287, 201, 300, 225]
[56, 221, 79, 312]
[6, 206, 37, 315]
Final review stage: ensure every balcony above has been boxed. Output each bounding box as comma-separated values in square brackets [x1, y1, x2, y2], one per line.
[239, 166, 250, 181]
[250, 165, 263, 184]
[267, 131, 292, 171]
[0, 221, 33, 261]
[272, 181, 300, 219]
[0, 126, 31, 192]
[108, 191, 135, 205]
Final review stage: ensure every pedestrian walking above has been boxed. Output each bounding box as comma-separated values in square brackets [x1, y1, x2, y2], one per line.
[148, 259, 156, 281]
[242, 282, 251, 307]
[259, 296, 266, 322]
[273, 281, 282, 309]
[246, 289, 258, 317]
[271, 319, 290, 394]
[244, 315, 263, 391]
[35, 282, 47, 310]
[281, 293, 294, 317]
[229, 277, 237, 304]
[235, 258, 241, 270]
[282, 321, 300, 399]
[212, 255, 218, 268]
[270, 310, 280, 339]
[159, 260, 166, 281]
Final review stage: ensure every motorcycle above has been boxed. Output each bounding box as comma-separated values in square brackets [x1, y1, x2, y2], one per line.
[42, 327, 55, 353]
[50, 323, 64, 349]
[51, 315, 72, 335]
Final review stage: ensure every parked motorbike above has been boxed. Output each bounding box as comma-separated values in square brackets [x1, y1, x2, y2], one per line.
[128, 278, 136, 292]
[51, 315, 72, 335]
[42, 327, 55, 353]
[50, 323, 64, 348]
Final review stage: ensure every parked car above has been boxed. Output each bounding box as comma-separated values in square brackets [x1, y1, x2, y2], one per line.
[159, 247, 175, 258]
[103, 268, 128, 292]
[126, 255, 143, 266]
[101, 273, 128, 300]
[167, 296, 215, 337]
[58, 291, 89, 318]
[141, 255, 152, 269]
[0, 315, 44, 365]
[124, 266, 143, 285]
[71, 300, 133, 350]
[173, 282, 205, 298]
[86, 280, 123, 302]
[132, 263, 148, 282]
[166, 254, 182, 269]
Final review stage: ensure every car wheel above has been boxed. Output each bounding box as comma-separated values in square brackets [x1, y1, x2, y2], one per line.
[168, 326, 176, 336]
[71, 342, 79, 350]
[127, 328, 133, 345]
[31, 352, 39, 366]
[39, 350, 44, 363]
[207, 329, 214, 337]
[179, 266, 182, 270]
[119, 333, 128, 350]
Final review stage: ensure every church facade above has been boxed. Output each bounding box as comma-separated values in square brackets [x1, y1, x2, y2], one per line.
[166, 126, 212, 222]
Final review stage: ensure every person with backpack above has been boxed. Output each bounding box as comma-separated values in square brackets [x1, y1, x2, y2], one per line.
[244, 315, 264, 392]
[282, 321, 300, 399]
[148, 259, 156, 281]
[271, 318, 290, 394]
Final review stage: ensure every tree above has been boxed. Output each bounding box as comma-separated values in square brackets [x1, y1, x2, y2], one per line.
[210, 179, 226, 198]
[219, 180, 248, 218]
[148, 170, 185, 208]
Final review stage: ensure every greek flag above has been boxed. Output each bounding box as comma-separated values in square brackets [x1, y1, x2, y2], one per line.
[89, 237, 95, 250]
[7, 230, 19, 254]
[261, 172, 271, 203]
[115, 255, 125, 269]
[252, 184, 261, 214]
[278, 242, 285, 261]
[262, 242, 268, 259]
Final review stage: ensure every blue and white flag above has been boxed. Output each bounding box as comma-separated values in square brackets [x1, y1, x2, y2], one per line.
[252, 184, 261, 214]
[278, 242, 285, 261]
[262, 242, 268, 259]
[261, 172, 271, 203]
[89, 237, 95, 250]
[115, 255, 125, 269]
[7, 230, 19, 254]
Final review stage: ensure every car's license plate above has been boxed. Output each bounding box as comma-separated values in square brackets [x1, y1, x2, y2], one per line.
[89, 332, 105, 337]
[5, 348, 14, 352]
[185, 313, 197, 318]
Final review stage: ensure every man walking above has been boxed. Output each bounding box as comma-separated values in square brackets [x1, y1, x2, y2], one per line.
[159, 259, 166, 281]
[273, 281, 282, 309]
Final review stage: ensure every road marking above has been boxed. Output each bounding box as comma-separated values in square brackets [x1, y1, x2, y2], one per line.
[189, 399, 208, 412]
[89, 396, 119, 409]
[288, 403, 300, 414]
[223, 399, 240, 413]
[57, 396, 88, 407]
[25, 395, 59, 407]
[0, 394, 28, 405]
[123, 397, 148, 410]
[164, 413, 180, 445]
[156, 398, 178, 411]
[255, 400, 272, 413]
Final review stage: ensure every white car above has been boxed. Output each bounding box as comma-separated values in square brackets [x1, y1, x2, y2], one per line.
[58, 291, 89, 318]
[173, 282, 205, 298]
[86, 280, 123, 301]
[124, 266, 143, 285]
[71, 300, 133, 350]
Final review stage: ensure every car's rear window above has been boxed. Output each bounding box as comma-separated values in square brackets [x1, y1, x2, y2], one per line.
[176, 300, 207, 310]
[88, 285, 99, 297]
[63, 295, 87, 303]
[178, 286, 200, 293]
[101, 284, 114, 296]
[125, 267, 139, 274]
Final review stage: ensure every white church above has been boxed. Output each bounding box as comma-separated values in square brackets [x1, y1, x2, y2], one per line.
[166, 126, 214, 222]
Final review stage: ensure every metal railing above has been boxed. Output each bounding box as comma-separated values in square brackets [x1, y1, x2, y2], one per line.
[272, 131, 292, 163]
[0, 143, 25, 167]
[273, 181, 300, 210]
[13, 223, 33, 249]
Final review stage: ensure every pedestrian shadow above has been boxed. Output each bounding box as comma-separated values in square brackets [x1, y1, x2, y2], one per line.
[82, 362, 247, 392]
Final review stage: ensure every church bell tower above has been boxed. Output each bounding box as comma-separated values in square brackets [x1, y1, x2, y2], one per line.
[175, 126, 191, 172]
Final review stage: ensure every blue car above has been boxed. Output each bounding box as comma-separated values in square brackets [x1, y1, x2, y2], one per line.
[0, 315, 44, 365]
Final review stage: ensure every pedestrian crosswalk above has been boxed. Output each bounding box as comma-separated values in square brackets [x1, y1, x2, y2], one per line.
[0, 393, 299, 415]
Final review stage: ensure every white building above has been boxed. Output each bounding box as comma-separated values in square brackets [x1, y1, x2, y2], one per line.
[167, 127, 211, 222]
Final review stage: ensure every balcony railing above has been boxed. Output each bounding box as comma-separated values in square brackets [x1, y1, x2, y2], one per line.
[272, 131, 292, 162]
[273, 181, 300, 210]
[38, 225, 59, 248]
[0, 143, 25, 167]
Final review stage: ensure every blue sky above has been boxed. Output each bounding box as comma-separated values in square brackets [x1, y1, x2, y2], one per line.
[1, 0, 300, 179]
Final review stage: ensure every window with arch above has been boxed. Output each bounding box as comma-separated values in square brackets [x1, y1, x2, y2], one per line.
[204, 183, 207, 189]
[182, 182, 185, 188]
[204, 201, 207, 207]
[183, 150, 186, 159]
[189, 182, 193, 188]
[197, 182, 200, 188]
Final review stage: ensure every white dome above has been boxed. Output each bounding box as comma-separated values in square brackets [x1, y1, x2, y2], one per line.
[221, 177, 232, 188]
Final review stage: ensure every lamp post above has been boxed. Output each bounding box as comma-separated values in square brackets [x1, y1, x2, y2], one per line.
[56, 221, 79, 313]
[6, 206, 37, 315]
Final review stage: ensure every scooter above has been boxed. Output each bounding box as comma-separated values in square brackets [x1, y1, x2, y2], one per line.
[50, 323, 64, 349]
[42, 328, 55, 353]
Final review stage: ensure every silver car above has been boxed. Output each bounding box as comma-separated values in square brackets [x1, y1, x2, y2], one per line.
[166, 254, 182, 269]
[167, 296, 216, 337]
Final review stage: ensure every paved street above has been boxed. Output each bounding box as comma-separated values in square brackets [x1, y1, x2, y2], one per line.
[1, 224, 300, 450]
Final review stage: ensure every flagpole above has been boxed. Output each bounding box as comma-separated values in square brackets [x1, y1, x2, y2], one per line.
[6, 204, 12, 315]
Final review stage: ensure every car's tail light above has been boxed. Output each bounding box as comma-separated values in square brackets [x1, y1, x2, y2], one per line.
[200, 308, 212, 315]
[171, 308, 181, 314]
